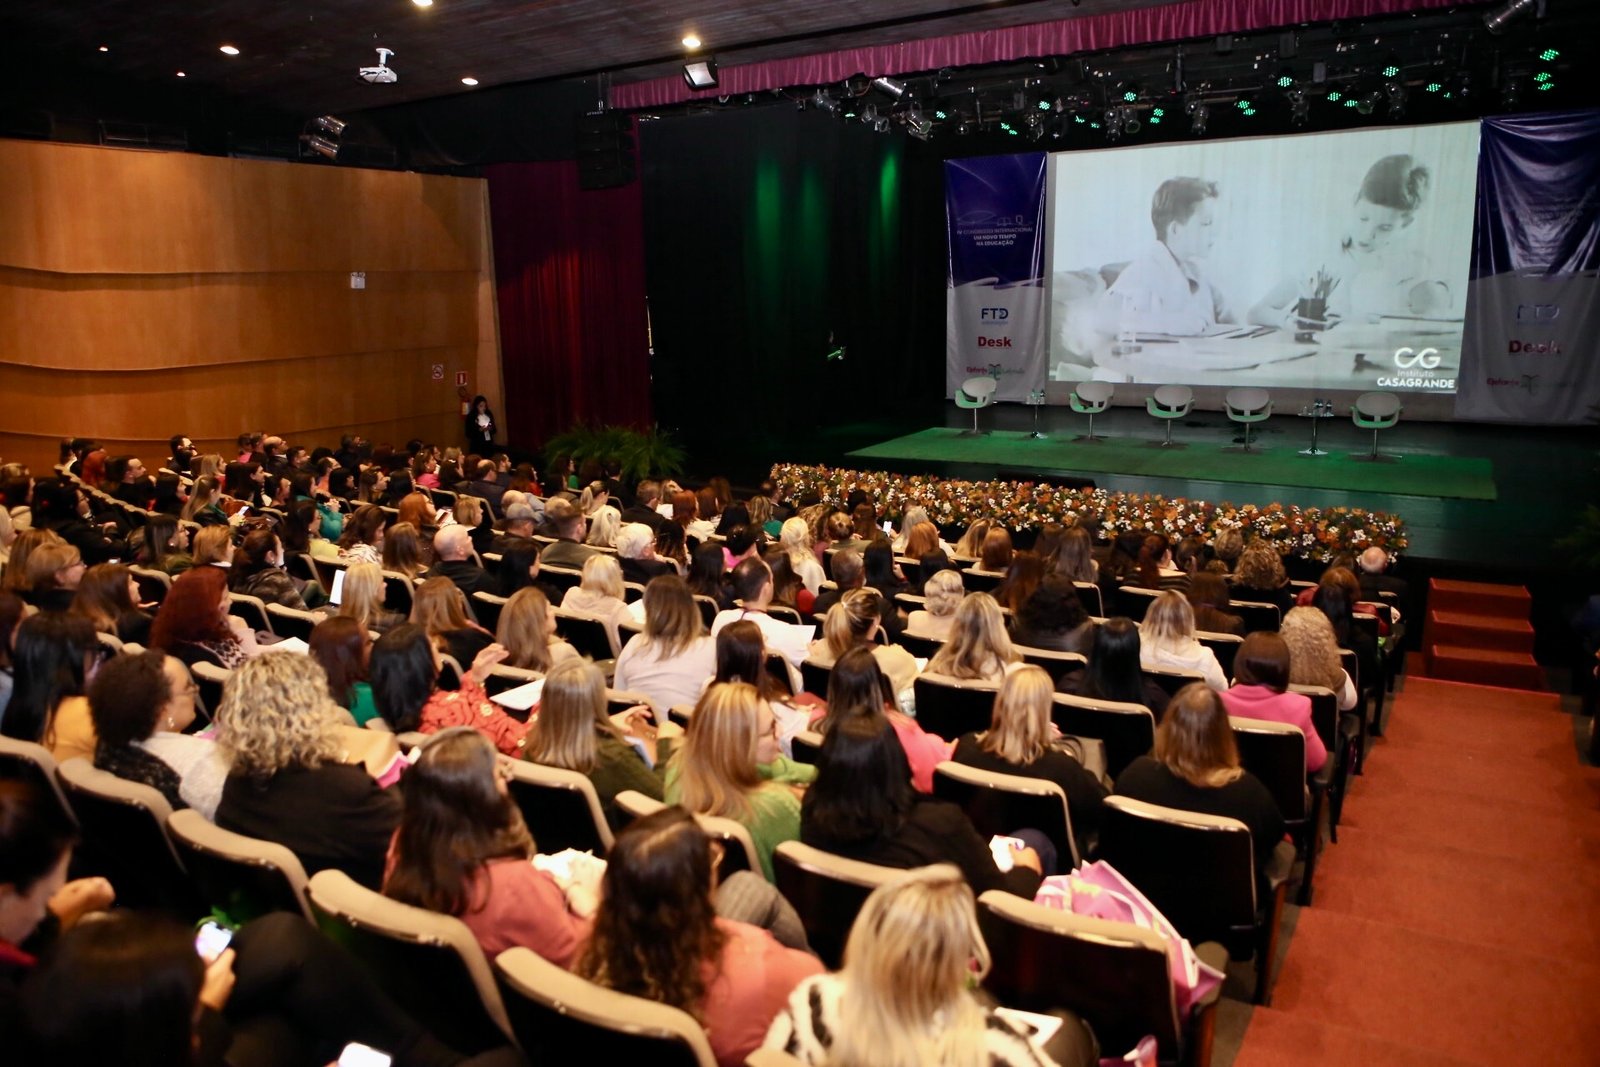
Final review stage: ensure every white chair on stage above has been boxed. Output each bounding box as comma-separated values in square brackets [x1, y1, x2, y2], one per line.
[1224, 387, 1272, 453]
[1069, 381, 1114, 441]
[1350, 392, 1403, 462]
[955, 376, 998, 435]
[1145, 384, 1193, 447]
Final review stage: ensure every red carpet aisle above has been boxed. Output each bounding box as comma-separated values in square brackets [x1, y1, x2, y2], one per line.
[1234, 678, 1600, 1065]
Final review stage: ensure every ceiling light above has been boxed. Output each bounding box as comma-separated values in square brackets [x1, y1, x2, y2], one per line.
[460, 76, 478, 86]
[683, 58, 718, 90]
[413, 0, 433, 6]
[97, 45, 109, 53]
[1484, 0, 1542, 34]
[176, 71, 186, 78]
[302, 135, 339, 160]
[870, 76, 908, 99]
[219, 44, 240, 56]
[682, 34, 701, 50]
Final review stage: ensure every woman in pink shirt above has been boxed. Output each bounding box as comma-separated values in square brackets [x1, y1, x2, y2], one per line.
[1219, 631, 1327, 773]
[384, 727, 592, 964]
[810, 647, 952, 793]
[574, 806, 822, 1067]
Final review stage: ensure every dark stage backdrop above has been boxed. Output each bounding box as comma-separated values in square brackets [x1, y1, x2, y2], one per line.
[641, 108, 947, 478]
[486, 160, 653, 451]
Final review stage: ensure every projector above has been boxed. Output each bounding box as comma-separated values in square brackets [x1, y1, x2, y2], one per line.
[359, 48, 397, 85]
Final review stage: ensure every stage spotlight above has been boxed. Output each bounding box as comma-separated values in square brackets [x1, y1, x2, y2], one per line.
[813, 90, 839, 113]
[301, 134, 339, 160]
[1484, 0, 1543, 34]
[1501, 76, 1522, 110]
[312, 115, 347, 136]
[1287, 86, 1310, 126]
[870, 76, 908, 99]
[906, 109, 933, 141]
[1185, 98, 1209, 136]
[1356, 89, 1383, 115]
[1102, 108, 1123, 141]
[1386, 81, 1407, 119]
[682, 58, 718, 90]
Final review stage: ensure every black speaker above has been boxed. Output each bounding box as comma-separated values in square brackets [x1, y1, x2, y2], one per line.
[575, 112, 635, 190]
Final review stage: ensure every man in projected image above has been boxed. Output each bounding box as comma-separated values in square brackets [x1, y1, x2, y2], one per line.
[1249, 154, 1451, 328]
[1098, 176, 1237, 337]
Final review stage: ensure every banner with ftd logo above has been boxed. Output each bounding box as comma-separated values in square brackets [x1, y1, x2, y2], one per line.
[945, 153, 1049, 403]
[1455, 110, 1600, 423]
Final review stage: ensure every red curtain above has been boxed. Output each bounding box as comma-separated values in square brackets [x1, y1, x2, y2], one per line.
[613, 0, 1463, 109]
[486, 160, 651, 452]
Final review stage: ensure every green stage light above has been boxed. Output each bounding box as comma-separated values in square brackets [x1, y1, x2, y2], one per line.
[1537, 82, 1556, 91]
[1326, 90, 1342, 102]
[1539, 48, 1559, 61]
[1006, 128, 1018, 135]
[1534, 71, 1552, 82]
[1236, 99, 1249, 110]
[1149, 116, 1161, 125]
[1243, 107, 1256, 116]
[1037, 99, 1052, 111]
[999, 121, 1012, 130]
[1425, 82, 1443, 92]
[1073, 114, 1085, 124]
[1089, 121, 1101, 129]
[1382, 64, 1400, 78]
[1344, 98, 1359, 108]
[1152, 107, 1165, 117]
[935, 110, 947, 120]
[1122, 91, 1137, 103]
[1277, 75, 1294, 88]
[844, 111, 856, 119]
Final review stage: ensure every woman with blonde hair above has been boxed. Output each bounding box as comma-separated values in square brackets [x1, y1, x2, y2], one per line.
[778, 516, 825, 595]
[584, 504, 621, 549]
[902, 520, 943, 562]
[495, 586, 577, 671]
[812, 588, 920, 698]
[1139, 591, 1227, 690]
[1232, 539, 1292, 611]
[191, 525, 234, 568]
[1279, 606, 1359, 710]
[665, 681, 800, 880]
[766, 866, 1070, 1067]
[1052, 525, 1098, 584]
[20, 541, 85, 612]
[952, 519, 992, 560]
[526, 658, 675, 826]
[926, 592, 1019, 683]
[194, 453, 226, 482]
[452, 494, 494, 558]
[906, 569, 963, 640]
[214, 651, 401, 889]
[181, 475, 228, 525]
[560, 553, 632, 654]
[613, 575, 717, 717]
[380, 521, 429, 579]
[336, 561, 404, 636]
[952, 665, 1106, 857]
[575, 807, 822, 1067]
[1210, 526, 1244, 572]
[384, 727, 592, 963]
[2, 527, 63, 592]
[411, 575, 496, 666]
[69, 562, 152, 644]
[1113, 682, 1285, 878]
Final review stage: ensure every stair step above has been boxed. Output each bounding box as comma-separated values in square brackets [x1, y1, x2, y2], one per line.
[1428, 578, 1530, 619]
[1427, 610, 1535, 654]
[1425, 643, 1546, 690]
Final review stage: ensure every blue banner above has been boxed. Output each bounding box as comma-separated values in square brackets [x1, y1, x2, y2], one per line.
[1456, 109, 1600, 423]
[945, 153, 1049, 402]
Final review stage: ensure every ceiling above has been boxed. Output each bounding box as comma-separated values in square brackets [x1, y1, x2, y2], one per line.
[0, 0, 1185, 118]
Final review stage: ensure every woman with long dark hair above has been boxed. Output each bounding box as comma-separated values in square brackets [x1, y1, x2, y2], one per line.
[1058, 616, 1170, 717]
[1, 612, 102, 761]
[573, 807, 821, 1067]
[369, 623, 527, 756]
[384, 727, 591, 963]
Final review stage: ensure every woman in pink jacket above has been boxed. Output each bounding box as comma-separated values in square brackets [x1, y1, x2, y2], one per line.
[1219, 631, 1327, 773]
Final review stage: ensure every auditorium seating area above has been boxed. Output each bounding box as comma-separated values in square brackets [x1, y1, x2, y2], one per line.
[5, 433, 1593, 1067]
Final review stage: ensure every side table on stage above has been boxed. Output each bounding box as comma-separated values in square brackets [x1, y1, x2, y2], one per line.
[1298, 400, 1336, 456]
[1025, 389, 1047, 439]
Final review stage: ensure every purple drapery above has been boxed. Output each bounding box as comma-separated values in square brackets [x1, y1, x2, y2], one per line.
[485, 161, 652, 452]
[613, 0, 1465, 109]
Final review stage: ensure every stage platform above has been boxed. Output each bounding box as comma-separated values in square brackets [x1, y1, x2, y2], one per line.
[848, 427, 1496, 501]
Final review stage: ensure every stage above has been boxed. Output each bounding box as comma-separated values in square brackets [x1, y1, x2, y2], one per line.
[821, 402, 1592, 574]
[848, 427, 1497, 501]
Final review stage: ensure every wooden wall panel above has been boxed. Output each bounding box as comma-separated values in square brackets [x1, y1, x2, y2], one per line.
[0, 140, 484, 275]
[0, 268, 481, 369]
[0, 139, 502, 475]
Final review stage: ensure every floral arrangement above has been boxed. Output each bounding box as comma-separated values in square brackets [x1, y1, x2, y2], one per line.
[771, 463, 1406, 561]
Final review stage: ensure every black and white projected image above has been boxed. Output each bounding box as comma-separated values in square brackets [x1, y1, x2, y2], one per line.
[1047, 122, 1481, 394]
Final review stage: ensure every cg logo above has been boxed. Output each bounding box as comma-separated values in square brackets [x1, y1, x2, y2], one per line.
[1394, 347, 1441, 370]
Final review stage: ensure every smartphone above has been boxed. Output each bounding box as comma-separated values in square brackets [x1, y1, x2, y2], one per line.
[337, 1042, 393, 1067]
[237, 504, 250, 515]
[328, 568, 346, 606]
[880, 520, 894, 535]
[194, 920, 233, 963]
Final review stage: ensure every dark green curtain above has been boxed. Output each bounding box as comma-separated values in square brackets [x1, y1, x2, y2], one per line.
[641, 108, 946, 478]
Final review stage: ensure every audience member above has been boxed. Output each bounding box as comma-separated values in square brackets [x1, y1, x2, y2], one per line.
[410, 576, 495, 666]
[369, 623, 526, 756]
[309, 615, 379, 726]
[812, 648, 952, 793]
[1187, 571, 1245, 636]
[1058, 617, 1170, 717]
[812, 588, 920, 698]
[148, 565, 258, 669]
[1221, 631, 1326, 772]
[1139, 591, 1227, 690]
[926, 592, 1019, 683]
[494, 586, 577, 671]
[614, 576, 718, 718]
[89, 649, 229, 817]
[336, 562, 405, 636]
[0, 613, 100, 761]
[1279, 606, 1359, 710]
[68, 563, 152, 645]
[430, 525, 495, 599]
[1009, 575, 1095, 656]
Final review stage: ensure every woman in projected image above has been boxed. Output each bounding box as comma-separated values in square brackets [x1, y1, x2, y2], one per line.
[1249, 153, 1450, 328]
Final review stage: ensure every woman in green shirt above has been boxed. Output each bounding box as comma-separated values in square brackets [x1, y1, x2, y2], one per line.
[665, 681, 802, 881]
[309, 615, 378, 726]
[525, 658, 678, 830]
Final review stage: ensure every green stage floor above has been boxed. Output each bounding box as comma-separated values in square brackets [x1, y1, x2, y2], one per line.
[848, 427, 1498, 501]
